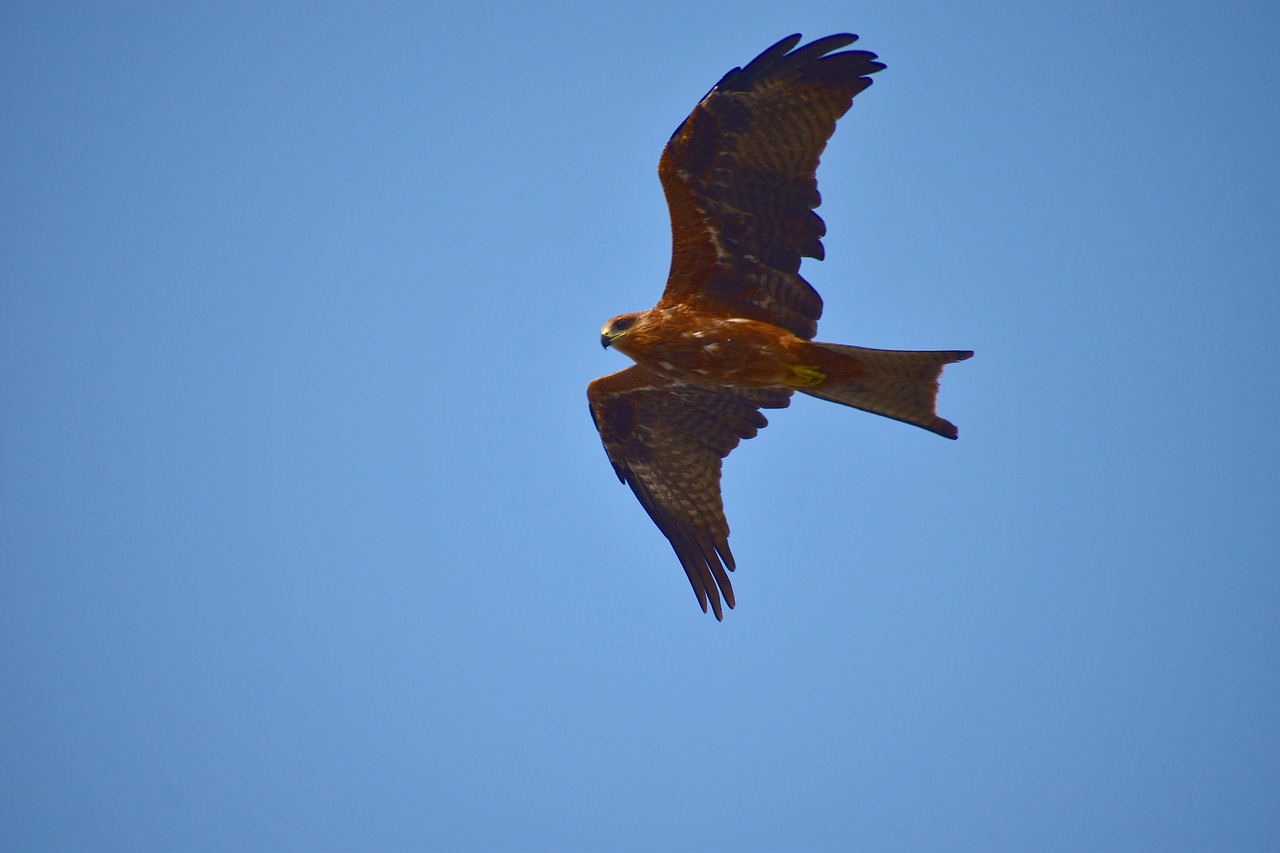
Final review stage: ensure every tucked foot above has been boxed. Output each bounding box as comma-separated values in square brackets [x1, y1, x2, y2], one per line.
[783, 363, 826, 388]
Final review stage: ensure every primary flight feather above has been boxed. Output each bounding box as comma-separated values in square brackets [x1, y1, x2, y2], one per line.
[587, 34, 972, 619]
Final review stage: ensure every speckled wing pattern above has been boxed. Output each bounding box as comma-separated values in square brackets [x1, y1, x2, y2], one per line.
[657, 34, 884, 339]
[587, 366, 792, 619]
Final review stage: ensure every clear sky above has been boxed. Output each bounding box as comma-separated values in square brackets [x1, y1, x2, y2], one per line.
[3, 1, 1278, 850]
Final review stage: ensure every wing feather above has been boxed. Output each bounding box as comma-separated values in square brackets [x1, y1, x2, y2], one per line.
[587, 366, 791, 619]
[657, 33, 884, 339]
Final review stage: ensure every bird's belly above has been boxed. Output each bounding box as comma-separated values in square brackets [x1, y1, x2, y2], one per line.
[636, 321, 803, 388]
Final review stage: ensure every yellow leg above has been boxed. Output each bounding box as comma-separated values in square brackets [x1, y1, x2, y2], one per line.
[783, 363, 826, 388]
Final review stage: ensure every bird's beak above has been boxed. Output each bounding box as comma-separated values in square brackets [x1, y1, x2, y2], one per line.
[600, 332, 613, 349]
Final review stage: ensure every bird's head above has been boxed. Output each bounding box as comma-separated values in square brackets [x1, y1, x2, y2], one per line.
[600, 313, 640, 349]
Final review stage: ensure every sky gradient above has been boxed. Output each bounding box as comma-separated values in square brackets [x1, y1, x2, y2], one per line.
[3, 1, 1278, 850]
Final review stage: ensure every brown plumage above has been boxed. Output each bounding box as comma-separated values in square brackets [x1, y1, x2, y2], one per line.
[588, 34, 973, 619]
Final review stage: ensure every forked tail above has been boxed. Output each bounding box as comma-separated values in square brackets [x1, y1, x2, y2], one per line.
[800, 343, 973, 439]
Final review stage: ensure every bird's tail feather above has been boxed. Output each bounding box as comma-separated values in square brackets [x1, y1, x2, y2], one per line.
[800, 343, 973, 439]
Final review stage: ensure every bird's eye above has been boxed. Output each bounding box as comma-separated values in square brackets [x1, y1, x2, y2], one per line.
[613, 317, 635, 332]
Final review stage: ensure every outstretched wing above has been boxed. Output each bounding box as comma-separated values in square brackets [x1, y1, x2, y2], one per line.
[658, 33, 884, 339]
[587, 366, 791, 619]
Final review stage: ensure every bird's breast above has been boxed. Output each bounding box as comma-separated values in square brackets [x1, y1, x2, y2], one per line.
[623, 315, 805, 388]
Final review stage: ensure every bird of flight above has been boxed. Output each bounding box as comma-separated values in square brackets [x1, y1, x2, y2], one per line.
[587, 34, 972, 619]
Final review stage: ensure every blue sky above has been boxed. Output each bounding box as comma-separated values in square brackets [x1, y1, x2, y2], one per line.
[3, 1, 1277, 850]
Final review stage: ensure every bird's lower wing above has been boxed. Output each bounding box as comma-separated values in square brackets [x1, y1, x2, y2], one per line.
[587, 365, 791, 619]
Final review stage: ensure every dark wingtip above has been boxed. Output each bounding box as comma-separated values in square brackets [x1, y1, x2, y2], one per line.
[731, 33, 881, 91]
[743, 33, 804, 74]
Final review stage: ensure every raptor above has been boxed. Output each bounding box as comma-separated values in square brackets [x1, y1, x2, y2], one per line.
[588, 34, 972, 619]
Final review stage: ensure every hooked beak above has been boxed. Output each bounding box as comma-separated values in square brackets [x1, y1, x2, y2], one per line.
[600, 332, 612, 349]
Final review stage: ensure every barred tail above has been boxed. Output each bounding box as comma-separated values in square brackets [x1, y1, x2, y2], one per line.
[801, 343, 973, 439]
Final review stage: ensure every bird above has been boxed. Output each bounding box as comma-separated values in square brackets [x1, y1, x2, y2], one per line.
[587, 33, 972, 620]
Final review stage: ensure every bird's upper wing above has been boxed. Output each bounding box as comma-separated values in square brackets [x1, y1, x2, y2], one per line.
[587, 365, 791, 619]
[657, 33, 884, 340]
